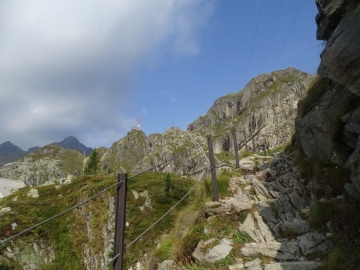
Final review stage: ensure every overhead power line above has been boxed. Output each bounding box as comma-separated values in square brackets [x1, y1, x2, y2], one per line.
[244, 0, 264, 85]
[260, 0, 284, 73]
[185, 131, 210, 166]
[274, 0, 304, 70]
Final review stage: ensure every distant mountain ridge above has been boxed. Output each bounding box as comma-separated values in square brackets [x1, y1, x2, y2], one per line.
[1, 67, 311, 180]
[0, 136, 93, 167]
[0, 141, 26, 167]
[51, 136, 93, 155]
[0, 141, 25, 154]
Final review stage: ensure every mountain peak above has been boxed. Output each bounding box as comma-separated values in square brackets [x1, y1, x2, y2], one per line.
[0, 141, 26, 166]
[51, 136, 93, 155]
[0, 141, 24, 154]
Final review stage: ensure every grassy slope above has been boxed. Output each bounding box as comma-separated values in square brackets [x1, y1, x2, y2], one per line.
[0, 172, 198, 269]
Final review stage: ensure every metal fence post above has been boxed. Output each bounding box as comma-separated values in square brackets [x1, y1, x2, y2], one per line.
[233, 130, 239, 169]
[244, 132, 249, 151]
[207, 135, 219, 202]
[113, 173, 127, 270]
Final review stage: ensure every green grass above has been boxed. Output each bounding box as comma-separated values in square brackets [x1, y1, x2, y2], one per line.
[215, 151, 236, 166]
[307, 200, 340, 231]
[149, 168, 243, 268]
[17, 145, 84, 178]
[0, 176, 104, 269]
[316, 199, 360, 269]
[204, 173, 231, 199]
[0, 172, 198, 269]
[294, 151, 351, 198]
[266, 144, 289, 155]
[123, 173, 196, 268]
[297, 75, 330, 117]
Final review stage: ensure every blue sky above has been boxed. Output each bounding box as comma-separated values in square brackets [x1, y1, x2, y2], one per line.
[0, 0, 322, 150]
[131, 0, 322, 140]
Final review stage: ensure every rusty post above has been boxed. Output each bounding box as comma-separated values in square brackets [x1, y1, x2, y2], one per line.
[207, 135, 219, 202]
[233, 130, 239, 169]
[244, 132, 249, 151]
[113, 173, 127, 270]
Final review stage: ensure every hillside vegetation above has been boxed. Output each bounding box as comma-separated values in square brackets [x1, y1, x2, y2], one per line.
[0, 172, 202, 269]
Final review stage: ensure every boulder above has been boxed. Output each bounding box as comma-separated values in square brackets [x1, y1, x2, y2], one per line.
[239, 158, 256, 173]
[27, 188, 39, 198]
[157, 260, 180, 270]
[253, 211, 275, 242]
[264, 261, 321, 270]
[244, 258, 262, 270]
[297, 232, 333, 255]
[241, 241, 300, 261]
[203, 238, 233, 263]
[239, 213, 263, 243]
[276, 219, 310, 236]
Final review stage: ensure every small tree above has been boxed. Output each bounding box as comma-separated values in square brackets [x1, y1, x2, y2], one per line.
[84, 148, 100, 175]
[165, 173, 173, 195]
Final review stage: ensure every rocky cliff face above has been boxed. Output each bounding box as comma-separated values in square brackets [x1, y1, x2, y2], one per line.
[188, 68, 312, 154]
[295, 0, 360, 199]
[0, 145, 84, 185]
[97, 68, 312, 180]
[100, 128, 210, 180]
[100, 129, 149, 174]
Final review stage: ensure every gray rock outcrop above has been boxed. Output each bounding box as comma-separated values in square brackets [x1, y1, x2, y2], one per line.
[0, 240, 55, 270]
[192, 238, 233, 263]
[192, 154, 333, 269]
[188, 68, 312, 154]
[0, 145, 83, 186]
[296, 0, 360, 200]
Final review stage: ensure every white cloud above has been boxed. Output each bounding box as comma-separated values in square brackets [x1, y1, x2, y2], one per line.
[0, 0, 214, 149]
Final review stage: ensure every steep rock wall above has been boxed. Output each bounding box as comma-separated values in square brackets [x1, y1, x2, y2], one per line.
[188, 68, 312, 153]
[295, 0, 360, 199]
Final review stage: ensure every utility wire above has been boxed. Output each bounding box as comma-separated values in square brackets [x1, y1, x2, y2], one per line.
[260, 0, 284, 73]
[0, 134, 209, 265]
[0, 180, 124, 245]
[125, 177, 204, 249]
[0, 137, 202, 246]
[274, 0, 304, 69]
[185, 131, 210, 166]
[244, 0, 264, 85]
[128, 141, 200, 180]
[101, 168, 210, 270]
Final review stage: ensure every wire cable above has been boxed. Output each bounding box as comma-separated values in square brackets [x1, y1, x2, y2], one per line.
[128, 142, 199, 180]
[244, 0, 264, 85]
[0, 137, 203, 246]
[0, 180, 124, 245]
[101, 168, 210, 269]
[185, 131, 210, 166]
[274, 0, 304, 69]
[128, 137, 208, 181]
[0, 133, 211, 264]
[260, 0, 284, 73]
